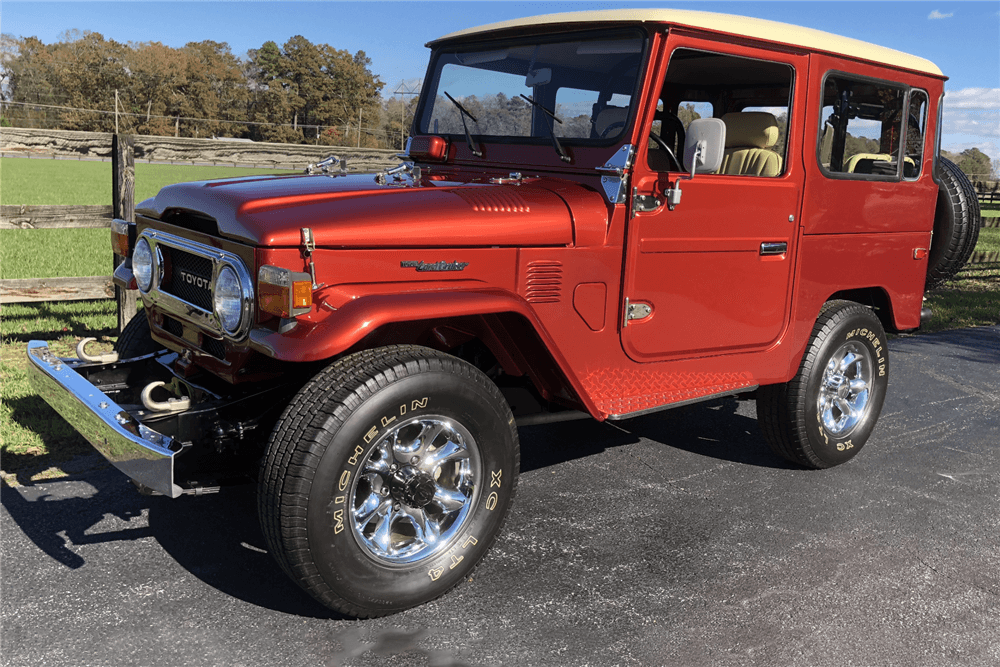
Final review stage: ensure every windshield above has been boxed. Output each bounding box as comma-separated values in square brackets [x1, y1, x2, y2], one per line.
[418, 31, 646, 144]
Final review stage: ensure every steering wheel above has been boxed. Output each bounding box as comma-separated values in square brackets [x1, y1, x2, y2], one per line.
[648, 131, 682, 172]
[660, 111, 686, 156]
[600, 121, 627, 139]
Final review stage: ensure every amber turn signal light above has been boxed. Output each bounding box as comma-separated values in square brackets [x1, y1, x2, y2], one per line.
[111, 219, 131, 257]
[258, 265, 313, 318]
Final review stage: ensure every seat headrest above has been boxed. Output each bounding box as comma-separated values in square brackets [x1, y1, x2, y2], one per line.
[594, 106, 628, 138]
[722, 112, 779, 149]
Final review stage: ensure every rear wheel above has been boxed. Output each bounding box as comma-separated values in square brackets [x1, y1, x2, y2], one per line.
[757, 301, 888, 468]
[258, 345, 519, 617]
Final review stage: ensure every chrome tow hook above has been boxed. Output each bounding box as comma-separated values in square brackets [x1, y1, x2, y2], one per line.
[141, 381, 191, 414]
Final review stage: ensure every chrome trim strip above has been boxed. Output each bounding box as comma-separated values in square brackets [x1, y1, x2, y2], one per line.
[26, 341, 183, 498]
[138, 230, 255, 341]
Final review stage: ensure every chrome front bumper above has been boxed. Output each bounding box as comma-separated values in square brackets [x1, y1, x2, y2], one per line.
[26, 340, 184, 498]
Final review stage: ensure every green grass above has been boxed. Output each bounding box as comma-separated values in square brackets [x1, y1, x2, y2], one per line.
[1, 157, 297, 206]
[974, 225, 1000, 253]
[1, 300, 119, 484]
[2, 228, 111, 279]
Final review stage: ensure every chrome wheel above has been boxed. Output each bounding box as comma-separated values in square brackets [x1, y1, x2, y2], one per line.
[350, 416, 481, 565]
[817, 340, 872, 437]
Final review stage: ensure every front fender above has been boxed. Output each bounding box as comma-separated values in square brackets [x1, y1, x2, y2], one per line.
[247, 290, 597, 414]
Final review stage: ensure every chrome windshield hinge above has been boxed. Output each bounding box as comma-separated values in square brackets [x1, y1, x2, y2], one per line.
[595, 144, 635, 204]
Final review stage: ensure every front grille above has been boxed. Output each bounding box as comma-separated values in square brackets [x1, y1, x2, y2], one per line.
[140, 229, 253, 341]
[163, 248, 213, 310]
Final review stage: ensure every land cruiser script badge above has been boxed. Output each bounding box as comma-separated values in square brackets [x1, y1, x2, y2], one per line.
[400, 260, 469, 272]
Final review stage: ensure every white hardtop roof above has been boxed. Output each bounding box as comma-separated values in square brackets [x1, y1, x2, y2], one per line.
[430, 9, 943, 77]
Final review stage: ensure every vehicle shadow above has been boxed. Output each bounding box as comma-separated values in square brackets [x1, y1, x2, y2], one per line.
[518, 396, 796, 473]
[1, 462, 337, 619]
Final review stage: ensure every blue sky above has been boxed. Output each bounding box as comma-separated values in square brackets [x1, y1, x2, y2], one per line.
[2, 1, 998, 161]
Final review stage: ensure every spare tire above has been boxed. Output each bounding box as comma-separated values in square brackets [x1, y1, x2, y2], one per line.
[926, 157, 981, 290]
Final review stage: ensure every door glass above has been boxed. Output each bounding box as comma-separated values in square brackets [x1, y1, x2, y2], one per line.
[648, 49, 793, 176]
[818, 76, 907, 178]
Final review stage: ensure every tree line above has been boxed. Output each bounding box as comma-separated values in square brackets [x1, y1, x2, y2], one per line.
[0, 31, 418, 149]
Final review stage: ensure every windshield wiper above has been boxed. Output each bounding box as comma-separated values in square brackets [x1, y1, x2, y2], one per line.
[519, 94, 571, 163]
[443, 91, 482, 157]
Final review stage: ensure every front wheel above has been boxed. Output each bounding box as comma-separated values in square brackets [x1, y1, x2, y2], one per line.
[757, 301, 889, 468]
[258, 345, 519, 617]
[114, 312, 164, 358]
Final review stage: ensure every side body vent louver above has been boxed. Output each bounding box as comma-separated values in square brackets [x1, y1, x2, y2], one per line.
[524, 260, 563, 304]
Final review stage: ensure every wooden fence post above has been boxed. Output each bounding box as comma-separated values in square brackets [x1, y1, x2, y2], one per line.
[112, 134, 138, 333]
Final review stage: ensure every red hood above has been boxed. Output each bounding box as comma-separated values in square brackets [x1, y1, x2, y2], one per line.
[137, 172, 591, 248]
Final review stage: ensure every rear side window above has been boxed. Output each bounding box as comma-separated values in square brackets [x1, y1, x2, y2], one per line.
[819, 74, 916, 179]
[903, 90, 928, 180]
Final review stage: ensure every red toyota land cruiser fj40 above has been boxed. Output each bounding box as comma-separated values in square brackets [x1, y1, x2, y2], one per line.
[29, 10, 978, 617]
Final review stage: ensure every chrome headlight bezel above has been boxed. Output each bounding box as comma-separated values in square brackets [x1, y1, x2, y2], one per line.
[133, 238, 154, 292]
[214, 265, 245, 335]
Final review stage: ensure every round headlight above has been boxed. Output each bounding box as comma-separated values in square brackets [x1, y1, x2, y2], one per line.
[214, 265, 243, 334]
[134, 238, 153, 291]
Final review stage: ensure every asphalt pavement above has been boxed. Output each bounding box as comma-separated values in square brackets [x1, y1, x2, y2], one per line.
[3, 326, 998, 667]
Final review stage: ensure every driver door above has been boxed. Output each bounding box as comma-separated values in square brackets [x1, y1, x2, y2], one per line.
[621, 36, 807, 363]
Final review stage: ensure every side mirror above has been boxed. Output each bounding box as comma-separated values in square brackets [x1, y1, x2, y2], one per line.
[683, 118, 726, 174]
[665, 118, 726, 211]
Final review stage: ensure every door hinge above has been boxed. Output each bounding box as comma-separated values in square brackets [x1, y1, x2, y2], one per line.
[623, 297, 652, 326]
[632, 191, 662, 213]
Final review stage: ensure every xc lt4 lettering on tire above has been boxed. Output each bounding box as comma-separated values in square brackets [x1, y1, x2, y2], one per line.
[257, 345, 519, 618]
[757, 300, 889, 469]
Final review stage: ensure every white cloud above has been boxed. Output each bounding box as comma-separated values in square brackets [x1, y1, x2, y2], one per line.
[943, 109, 1000, 138]
[944, 88, 1000, 110]
[941, 89, 1000, 146]
[928, 10, 954, 19]
[941, 140, 998, 163]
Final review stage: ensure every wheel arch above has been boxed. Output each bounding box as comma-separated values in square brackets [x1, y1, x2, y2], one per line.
[826, 286, 898, 332]
[249, 290, 592, 414]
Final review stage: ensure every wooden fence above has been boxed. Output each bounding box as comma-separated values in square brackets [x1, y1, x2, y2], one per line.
[0, 130, 399, 330]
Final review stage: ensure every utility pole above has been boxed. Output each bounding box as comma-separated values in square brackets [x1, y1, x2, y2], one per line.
[357, 107, 362, 148]
[115, 89, 119, 134]
[393, 81, 420, 150]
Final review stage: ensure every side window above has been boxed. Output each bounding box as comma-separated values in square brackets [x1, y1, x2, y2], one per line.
[648, 49, 793, 177]
[818, 75, 908, 178]
[678, 101, 713, 130]
[904, 90, 928, 179]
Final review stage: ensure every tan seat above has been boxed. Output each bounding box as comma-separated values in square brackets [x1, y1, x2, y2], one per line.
[845, 152, 916, 175]
[719, 112, 782, 177]
[593, 106, 628, 139]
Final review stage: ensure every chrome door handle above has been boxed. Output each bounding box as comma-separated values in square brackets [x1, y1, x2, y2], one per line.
[760, 242, 787, 255]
